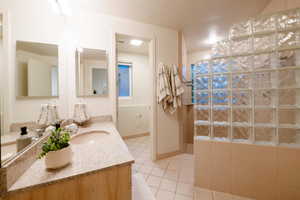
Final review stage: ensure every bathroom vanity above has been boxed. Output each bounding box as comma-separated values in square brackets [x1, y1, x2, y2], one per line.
[2, 118, 134, 200]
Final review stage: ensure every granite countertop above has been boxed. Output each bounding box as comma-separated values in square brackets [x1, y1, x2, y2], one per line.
[7, 121, 134, 194]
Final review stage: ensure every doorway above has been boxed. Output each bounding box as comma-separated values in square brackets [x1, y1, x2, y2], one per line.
[115, 33, 156, 160]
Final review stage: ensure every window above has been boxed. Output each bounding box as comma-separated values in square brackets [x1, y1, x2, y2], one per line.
[118, 64, 131, 97]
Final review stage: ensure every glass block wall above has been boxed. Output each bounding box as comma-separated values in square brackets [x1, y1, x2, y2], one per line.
[194, 8, 300, 147]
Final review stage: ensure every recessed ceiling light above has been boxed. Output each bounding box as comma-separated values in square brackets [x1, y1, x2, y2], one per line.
[130, 39, 143, 46]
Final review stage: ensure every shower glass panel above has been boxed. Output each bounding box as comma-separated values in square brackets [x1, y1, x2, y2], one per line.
[277, 31, 300, 49]
[232, 55, 252, 72]
[278, 89, 300, 106]
[232, 73, 251, 89]
[253, 53, 274, 70]
[255, 127, 276, 144]
[253, 71, 275, 89]
[232, 90, 251, 106]
[212, 91, 229, 105]
[213, 125, 230, 140]
[212, 75, 228, 89]
[277, 9, 300, 29]
[212, 107, 230, 124]
[253, 15, 276, 33]
[194, 8, 300, 147]
[277, 50, 300, 67]
[254, 34, 276, 52]
[195, 76, 210, 90]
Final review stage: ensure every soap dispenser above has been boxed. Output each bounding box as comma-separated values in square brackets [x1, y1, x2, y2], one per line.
[17, 127, 32, 152]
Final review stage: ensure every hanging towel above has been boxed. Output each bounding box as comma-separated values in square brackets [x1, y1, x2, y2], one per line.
[157, 63, 184, 114]
[169, 64, 184, 114]
[157, 63, 172, 109]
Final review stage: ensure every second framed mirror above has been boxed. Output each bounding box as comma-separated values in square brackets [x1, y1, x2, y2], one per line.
[76, 48, 108, 97]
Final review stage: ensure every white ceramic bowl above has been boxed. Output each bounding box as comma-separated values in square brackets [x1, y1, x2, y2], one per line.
[45, 145, 72, 169]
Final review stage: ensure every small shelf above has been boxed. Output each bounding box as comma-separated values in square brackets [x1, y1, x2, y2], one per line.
[194, 120, 210, 126]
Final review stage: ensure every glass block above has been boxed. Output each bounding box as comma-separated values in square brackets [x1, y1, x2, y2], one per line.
[254, 90, 275, 106]
[212, 40, 231, 57]
[253, 15, 276, 33]
[278, 89, 300, 106]
[255, 127, 276, 144]
[253, 53, 276, 70]
[212, 91, 229, 105]
[276, 50, 300, 67]
[254, 34, 276, 52]
[195, 125, 210, 137]
[233, 127, 251, 142]
[231, 55, 252, 72]
[196, 60, 210, 75]
[195, 91, 210, 105]
[278, 109, 300, 125]
[211, 58, 230, 73]
[277, 31, 300, 49]
[278, 9, 300, 29]
[195, 107, 210, 121]
[232, 90, 251, 106]
[212, 107, 230, 123]
[213, 126, 230, 140]
[231, 37, 252, 55]
[278, 69, 300, 88]
[232, 73, 251, 89]
[278, 128, 300, 145]
[229, 20, 251, 38]
[195, 76, 210, 90]
[254, 108, 275, 124]
[212, 75, 228, 89]
[253, 71, 276, 89]
[232, 108, 251, 123]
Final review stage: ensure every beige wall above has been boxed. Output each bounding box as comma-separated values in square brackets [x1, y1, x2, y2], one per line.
[1, 0, 180, 155]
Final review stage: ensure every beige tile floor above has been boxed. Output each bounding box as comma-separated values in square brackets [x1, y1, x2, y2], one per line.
[125, 136, 255, 200]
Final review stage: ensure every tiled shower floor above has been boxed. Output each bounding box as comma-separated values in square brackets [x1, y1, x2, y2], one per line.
[125, 136, 254, 200]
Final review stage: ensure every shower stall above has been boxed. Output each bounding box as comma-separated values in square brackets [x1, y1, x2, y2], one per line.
[193, 8, 300, 200]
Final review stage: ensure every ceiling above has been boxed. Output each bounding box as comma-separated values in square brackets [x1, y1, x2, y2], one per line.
[117, 34, 149, 55]
[81, 48, 107, 60]
[17, 41, 58, 57]
[80, 0, 271, 52]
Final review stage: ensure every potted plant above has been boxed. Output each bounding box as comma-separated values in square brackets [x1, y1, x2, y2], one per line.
[39, 124, 72, 169]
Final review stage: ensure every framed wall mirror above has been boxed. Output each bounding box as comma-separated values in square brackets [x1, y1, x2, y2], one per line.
[76, 48, 108, 97]
[16, 41, 59, 98]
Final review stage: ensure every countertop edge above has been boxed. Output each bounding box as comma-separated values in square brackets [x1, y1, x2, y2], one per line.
[5, 160, 134, 196]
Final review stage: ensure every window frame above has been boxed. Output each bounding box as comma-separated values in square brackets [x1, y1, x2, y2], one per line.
[117, 62, 133, 98]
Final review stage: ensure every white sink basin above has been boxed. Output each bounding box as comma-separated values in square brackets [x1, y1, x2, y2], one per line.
[71, 131, 110, 145]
